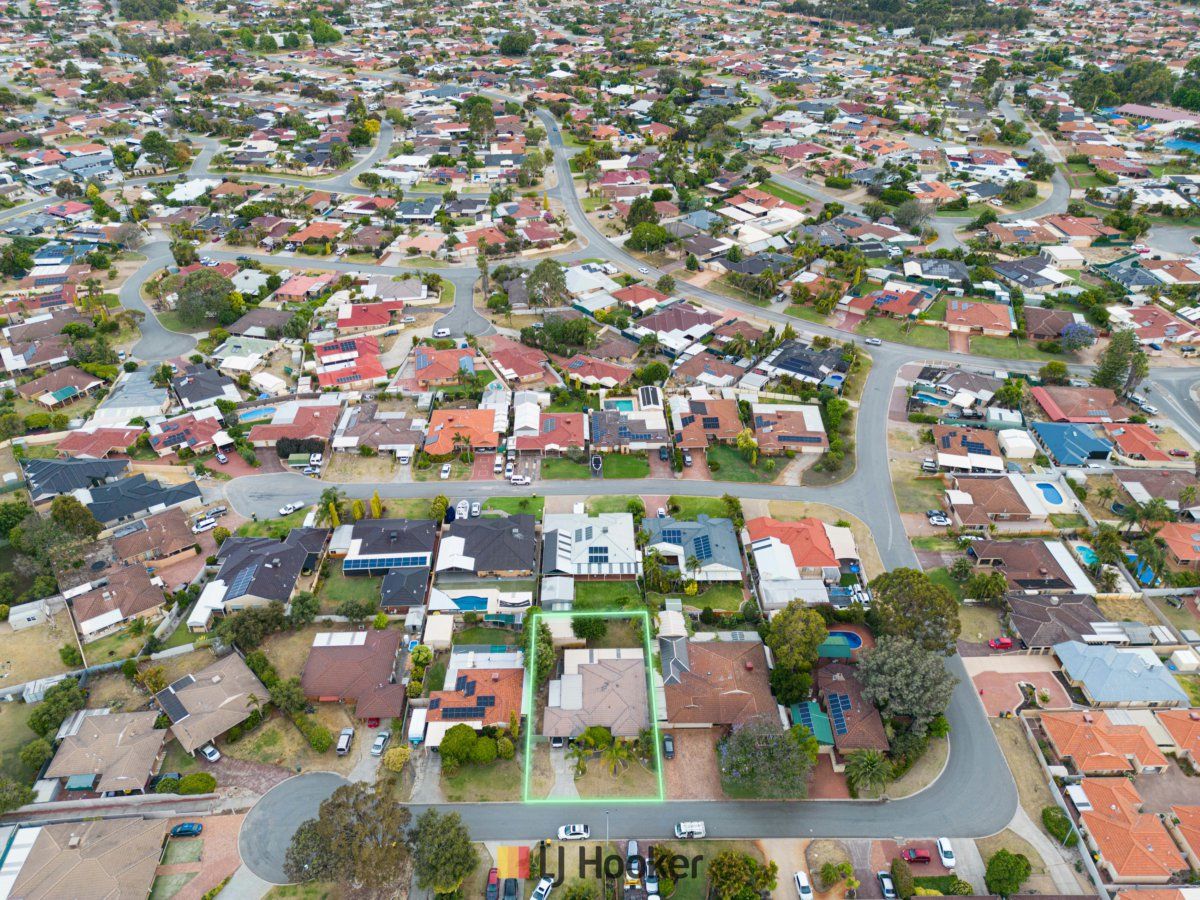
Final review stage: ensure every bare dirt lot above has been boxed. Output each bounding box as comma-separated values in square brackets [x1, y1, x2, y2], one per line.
[0, 610, 76, 686]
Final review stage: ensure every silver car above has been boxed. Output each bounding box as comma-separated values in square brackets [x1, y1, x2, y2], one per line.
[371, 732, 390, 757]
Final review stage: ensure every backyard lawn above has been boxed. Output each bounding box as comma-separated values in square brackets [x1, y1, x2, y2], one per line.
[653, 582, 745, 612]
[453, 626, 516, 646]
[541, 457, 591, 479]
[317, 570, 381, 612]
[857, 317, 949, 350]
[484, 496, 545, 519]
[82, 626, 148, 665]
[574, 581, 643, 610]
[706, 445, 777, 483]
[602, 453, 649, 479]
[0, 702, 39, 784]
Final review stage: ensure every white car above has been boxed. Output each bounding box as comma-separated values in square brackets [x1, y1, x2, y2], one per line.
[793, 872, 814, 899]
[279, 502, 303, 516]
[531, 876, 554, 900]
[371, 732, 390, 757]
[433, 327, 451, 338]
[637, 266, 649, 274]
[439, 463, 452, 480]
[936, 838, 955, 869]
[470, 501, 481, 517]
[199, 744, 221, 763]
[1140, 403, 1159, 416]
[864, 337, 882, 346]
[557, 824, 590, 840]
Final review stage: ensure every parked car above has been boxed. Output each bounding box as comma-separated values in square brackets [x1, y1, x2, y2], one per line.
[793, 872, 814, 899]
[214, 451, 228, 464]
[645, 852, 659, 894]
[936, 838, 955, 869]
[371, 732, 390, 757]
[557, 824, 590, 840]
[864, 337, 883, 346]
[486, 868, 500, 900]
[928, 515, 952, 527]
[336, 727, 354, 755]
[511, 475, 531, 486]
[531, 876, 554, 900]
[988, 637, 1013, 650]
[505, 462, 515, 478]
[199, 744, 221, 763]
[1141, 403, 1159, 415]
[494, 457, 505, 473]
[1172, 449, 1191, 457]
[433, 327, 451, 338]
[191, 518, 217, 535]
[637, 266, 649, 274]
[503, 878, 519, 900]
[675, 821, 705, 838]
[455, 499, 469, 520]
[302, 466, 320, 476]
[921, 458, 938, 473]
[901, 848, 931, 864]
[682, 452, 693, 467]
[878, 872, 898, 899]
[279, 502, 303, 516]
[663, 733, 675, 760]
[171, 823, 203, 837]
[470, 501, 481, 517]
[440, 463, 453, 480]
[658, 446, 670, 462]
[550, 736, 565, 749]
[626, 839, 642, 881]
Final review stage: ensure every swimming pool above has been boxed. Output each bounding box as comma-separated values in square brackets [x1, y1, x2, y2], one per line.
[452, 595, 488, 611]
[914, 392, 950, 407]
[828, 630, 863, 649]
[238, 407, 275, 422]
[1075, 544, 1098, 566]
[605, 398, 634, 412]
[1035, 482, 1064, 505]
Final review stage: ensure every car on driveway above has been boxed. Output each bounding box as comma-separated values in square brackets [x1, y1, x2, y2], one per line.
[793, 872, 813, 898]
[1171, 449, 1190, 458]
[663, 733, 675, 759]
[503, 878, 518, 900]
[531, 876, 554, 900]
[440, 463, 452, 479]
[988, 637, 1013, 650]
[937, 838, 956, 869]
[371, 732, 390, 756]
[901, 848, 930, 864]
[336, 727, 354, 755]
[486, 868, 500, 900]
[878, 872, 898, 899]
[927, 515, 952, 527]
[279, 502, 303, 516]
[199, 744, 221, 763]
[433, 327, 451, 338]
[215, 451, 228, 464]
[170, 823, 203, 837]
[557, 824, 590, 840]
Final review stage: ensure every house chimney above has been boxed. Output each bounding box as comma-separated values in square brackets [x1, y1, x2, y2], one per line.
[68, 835, 81, 849]
[492, 672, 499, 682]
[745, 661, 754, 671]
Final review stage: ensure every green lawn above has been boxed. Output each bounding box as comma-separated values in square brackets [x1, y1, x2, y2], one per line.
[441, 757, 523, 802]
[236, 508, 310, 538]
[602, 453, 649, 479]
[540, 457, 592, 479]
[454, 626, 516, 646]
[547, 393, 598, 413]
[155, 311, 213, 334]
[484, 496, 545, 519]
[785, 304, 832, 324]
[160, 739, 199, 775]
[318, 570, 381, 610]
[1050, 513, 1087, 530]
[653, 582, 745, 612]
[0, 702, 39, 784]
[412, 457, 472, 481]
[892, 471, 948, 514]
[927, 567, 965, 602]
[161, 619, 206, 650]
[82, 627, 146, 665]
[969, 335, 1063, 362]
[668, 496, 731, 520]
[760, 180, 813, 206]
[706, 445, 777, 483]
[857, 317, 949, 350]
[574, 581, 643, 610]
[586, 495, 644, 515]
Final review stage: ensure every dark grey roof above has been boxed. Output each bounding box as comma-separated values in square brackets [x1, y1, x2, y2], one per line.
[352, 519, 438, 556]
[588, 408, 669, 448]
[1006, 593, 1103, 648]
[439, 515, 536, 574]
[641, 515, 743, 573]
[995, 257, 1057, 290]
[768, 340, 850, 381]
[22, 457, 128, 503]
[84, 473, 201, 525]
[215, 527, 330, 603]
[659, 634, 690, 686]
[381, 566, 431, 608]
[172, 364, 236, 405]
[226, 307, 292, 336]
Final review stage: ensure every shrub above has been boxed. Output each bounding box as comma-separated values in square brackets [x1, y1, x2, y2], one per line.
[291, 712, 333, 753]
[497, 736, 515, 760]
[825, 176, 852, 189]
[908, 412, 939, 425]
[121, 659, 138, 680]
[155, 777, 180, 793]
[890, 858, 915, 899]
[383, 745, 412, 772]
[58, 644, 83, 667]
[470, 736, 498, 765]
[410, 644, 433, 667]
[406, 680, 423, 698]
[177, 772, 218, 794]
[1041, 805, 1078, 846]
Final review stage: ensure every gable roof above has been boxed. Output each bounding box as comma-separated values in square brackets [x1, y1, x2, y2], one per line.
[659, 637, 773, 726]
[300, 629, 406, 717]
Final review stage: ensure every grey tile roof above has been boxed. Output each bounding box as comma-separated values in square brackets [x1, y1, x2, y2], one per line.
[22, 457, 128, 503]
[437, 514, 536, 575]
[213, 527, 329, 602]
[85, 474, 201, 525]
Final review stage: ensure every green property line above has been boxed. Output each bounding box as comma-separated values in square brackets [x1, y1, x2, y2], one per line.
[521, 609, 666, 804]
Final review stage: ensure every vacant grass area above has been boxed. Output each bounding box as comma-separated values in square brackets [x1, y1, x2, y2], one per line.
[155, 311, 212, 334]
[0, 702, 39, 784]
[706, 444, 778, 483]
[1148, 596, 1200, 636]
[969, 335, 1062, 362]
[454, 626, 516, 646]
[602, 453, 649, 479]
[162, 838, 204, 864]
[910, 535, 960, 552]
[541, 457, 591, 479]
[484, 496, 544, 519]
[441, 757, 523, 801]
[574, 581, 643, 610]
[161, 619, 204, 651]
[221, 706, 357, 774]
[586, 495, 643, 515]
[990, 718, 1056, 827]
[82, 626, 148, 665]
[1097, 596, 1157, 624]
[260, 625, 344, 680]
[1177, 675, 1200, 706]
[317, 570, 381, 612]
[958, 601, 1002, 642]
[0, 612, 76, 686]
[890, 463, 946, 513]
[657, 582, 745, 612]
[669, 496, 730, 520]
[858, 317, 949, 350]
[785, 304, 832, 325]
[236, 508, 309, 538]
[926, 568, 964, 602]
[576, 759, 659, 799]
[760, 180, 813, 206]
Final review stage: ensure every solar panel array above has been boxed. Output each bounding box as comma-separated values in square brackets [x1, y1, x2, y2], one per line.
[588, 546, 609, 564]
[226, 563, 259, 600]
[702, 416, 721, 430]
[442, 705, 486, 719]
[693, 534, 712, 561]
[661, 528, 683, 545]
[794, 703, 815, 732]
[828, 692, 852, 735]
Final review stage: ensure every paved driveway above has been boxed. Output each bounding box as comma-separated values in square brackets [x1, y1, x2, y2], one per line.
[238, 772, 348, 884]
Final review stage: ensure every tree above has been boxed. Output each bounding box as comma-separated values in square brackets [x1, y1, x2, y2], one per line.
[869, 568, 960, 653]
[626, 222, 670, 252]
[269, 676, 307, 713]
[706, 849, 778, 899]
[993, 377, 1025, 410]
[410, 644, 433, 667]
[790, 724, 820, 765]
[766, 601, 827, 674]
[337, 598, 374, 624]
[858, 636, 958, 734]
[409, 809, 478, 894]
[655, 274, 676, 294]
[985, 849, 1031, 897]
[370, 491, 383, 519]
[175, 269, 234, 327]
[718, 719, 813, 798]
[845, 748, 892, 795]
[626, 196, 660, 228]
[28, 679, 86, 737]
[283, 780, 411, 888]
[571, 616, 608, 641]
[1092, 328, 1147, 393]
[49, 494, 101, 539]
[1038, 361, 1069, 384]
[383, 745, 412, 772]
[498, 30, 533, 55]
[964, 570, 1008, 604]
[0, 776, 33, 813]
[429, 494, 450, 521]
[19, 738, 53, 770]
[216, 602, 285, 650]
[527, 259, 567, 306]
[289, 591, 319, 627]
[528, 620, 554, 688]
[438, 723, 479, 768]
[1060, 322, 1096, 352]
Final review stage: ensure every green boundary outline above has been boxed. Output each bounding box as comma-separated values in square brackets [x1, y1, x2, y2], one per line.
[521, 609, 666, 804]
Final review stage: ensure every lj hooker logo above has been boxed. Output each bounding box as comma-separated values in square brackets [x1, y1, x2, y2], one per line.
[497, 845, 531, 880]
[534, 843, 704, 887]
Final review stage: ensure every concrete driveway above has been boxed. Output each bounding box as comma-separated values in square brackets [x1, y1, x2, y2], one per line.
[238, 771, 348, 884]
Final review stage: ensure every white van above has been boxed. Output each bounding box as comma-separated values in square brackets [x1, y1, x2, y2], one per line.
[674, 821, 705, 839]
[793, 872, 813, 899]
[191, 518, 217, 534]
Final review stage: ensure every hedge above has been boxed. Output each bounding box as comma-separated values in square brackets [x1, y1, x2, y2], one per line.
[178, 772, 217, 795]
[1041, 805, 1078, 846]
[155, 777, 180, 794]
[907, 412, 940, 425]
[292, 712, 334, 753]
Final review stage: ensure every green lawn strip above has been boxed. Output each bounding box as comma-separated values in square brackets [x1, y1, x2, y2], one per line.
[82, 628, 146, 665]
[454, 626, 516, 646]
[857, 316, 949, 350]
[668, 496, 729, 520]
[573, 581, 643, 610]
[236, 509, 309, 538]
[926, 567, 965, 602]
[541, 457, 592, 479]
[968, 335, 1063, 362]
[586, 495, 643, 515]
[602, 453, 649, 479]
[784, 304, 832, 324]
[483, 496, 545, 519]
[160, 739, 199, 774]
[0, 703, 39, 784]
[705, 444, 777, 483]
[650, 582, 745, 612]
[1049, 513, 1087, 530]
[760, 180, 813, 206]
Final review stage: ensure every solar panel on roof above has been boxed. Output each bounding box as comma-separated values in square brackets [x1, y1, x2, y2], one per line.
[661, 528, 683, 545]
[693, 534, 712, 561]
[795, 704, 815, 730]
[442, 705, 485, 719]
[702, 416, 721, 430]
[226, 562, 259, 600]
[478, 695, 495, 707]
[455, 675, 467, 691]
[429, 698, 441, 709]
[158, 690, 188, 722]
[464, 679, 476, 697]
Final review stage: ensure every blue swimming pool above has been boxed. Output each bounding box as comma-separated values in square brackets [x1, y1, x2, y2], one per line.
[1035, 482, 1064, 505]
[605, 398, 634, 412]
[239, 407, 275, 422]
[915, 392, 950, 407]
[453, 595, 488, 611]
[828, 630, 863, 649]
[1075, 544, 1098, 566]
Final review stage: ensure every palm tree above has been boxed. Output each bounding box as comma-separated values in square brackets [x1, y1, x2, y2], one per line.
[567, 743, 589, 777]
[601, 738, 632, 776]
[1096, 484, 1115, 508]
[316, 487, 345, 525]
[1142, 497, 1176, 525]
[1119, 501, 1144, 538]
[1181, 485, 1197, 510]
[845, 749, 892, 795]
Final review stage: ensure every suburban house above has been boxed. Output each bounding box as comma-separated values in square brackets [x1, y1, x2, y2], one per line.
[513, 410, 588, 456]
[43, 709, 167, 795]
[542, 513, 643, 580]
[154, 653, 269, 754]
[435, 515, 537, 579]
[1031, 422, 1113, 466]
[413, 346, 480, 388]
[1075, 777, 1186, 883]
[423, 409, 501, 456]
[55, 427, 142, 459]
[148, 408, 234, 458]
[21, 457, 127, 506]
[931, 425, 1004, 473]
[642, 515, 744, 583]
[300, 630, 407, 721]
[332, 403, 426, 458]
[943, 474, 1050, 528]
[70, 566, 166, 642]
[658, 625, 774, 729]
[334, 518, 438, 577]
[942, 299, 1014, 336]
[1054, 642, 1189, 708]
[543, 648, 650, 739]
[751, 402, 828, 455]
[422, 661, 525, 748]
[668, 395, 743, 449]
[1156, 710, 1200, 768]
[171, 364, 242, 410]
[1116, 470, 1200, 520]
[83, 474, 203, 527]
[1030, 386, 1134, 423]
[1153, 522, 1200, 574]
[1005, 594, 1106, 652]
[744, 517, 860, 610]
[969, 540, 1095, 594]
[816, 664, 889, 761]
[1041, 711, 1168, 775]
[113, 508, 202, 568]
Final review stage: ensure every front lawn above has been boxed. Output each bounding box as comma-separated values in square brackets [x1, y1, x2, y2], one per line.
[785, 304, 832, 324]
[574, 581, 643, 610]
[857, 317, 949, 350]
[760, 180, 813, 206]
[669, 496, 732, 521]
[237, 508, 310, 538]
[454, 626, 516, 646]
[602, 453, 649, 479]
[586, 495, 644, 515]
[540, 457, 591, 479]
[441, 757, 523, 802]
[969, 335, 1063, 362]
[706, 445, 777, 484]
[484, 496, 545, 519]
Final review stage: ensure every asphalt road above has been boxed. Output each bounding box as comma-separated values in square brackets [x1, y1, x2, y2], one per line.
[117, 240, 199, 360]
[239, 772, 349, 884]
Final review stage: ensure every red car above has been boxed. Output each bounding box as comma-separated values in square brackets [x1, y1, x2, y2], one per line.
[901, 849, 931, 864]
[485, 868, 499, 900]
[1171, 449, 1190, 458]
[366, 718, 380, 728]
[988, 637, 1013, 650]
